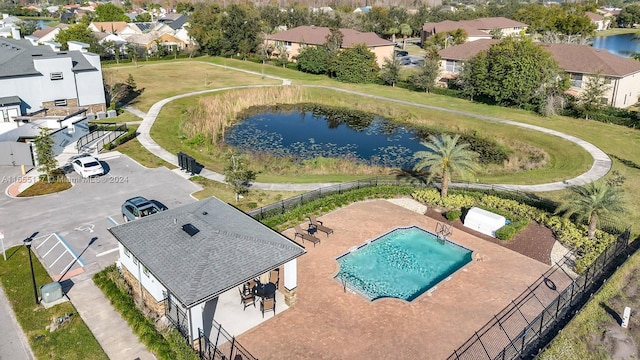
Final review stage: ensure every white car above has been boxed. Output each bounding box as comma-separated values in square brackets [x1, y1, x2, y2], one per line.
[72, 156, 104, 178]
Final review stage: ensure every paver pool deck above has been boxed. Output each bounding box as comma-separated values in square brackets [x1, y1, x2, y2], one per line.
[238, 199, 556, 359]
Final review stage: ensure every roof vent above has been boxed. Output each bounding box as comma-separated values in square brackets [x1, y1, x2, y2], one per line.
[182, 223, 200, 237]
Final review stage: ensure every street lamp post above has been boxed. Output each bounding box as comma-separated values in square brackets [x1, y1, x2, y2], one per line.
[23, 238, 39, 305]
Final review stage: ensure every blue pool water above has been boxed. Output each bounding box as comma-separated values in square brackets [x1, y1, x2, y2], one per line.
[335, 226, 473, 302]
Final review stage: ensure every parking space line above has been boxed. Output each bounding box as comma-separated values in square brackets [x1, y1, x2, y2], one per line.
[107, 216, 119, 226]
[42, 241, 61, 258]
[96, 248, 119, 257]
[50, 251, 66, 268]
[34, 233, 56, 250]
[55, 232, 86, 267]
[60, 258, 79, 275]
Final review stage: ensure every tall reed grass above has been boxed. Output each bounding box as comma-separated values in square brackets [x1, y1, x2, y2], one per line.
[181, 86, 305, 144]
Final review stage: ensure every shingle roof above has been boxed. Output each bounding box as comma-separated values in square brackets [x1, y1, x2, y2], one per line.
[586, 11, 604, 21]
[31, 27, 56, 39]
[265, 25, 393, 48]
[438, 39, 499, 60]
[438, 40, 640, 78]
[542, 43, 640, 77]
[0, 38, 97, 78]
[423, 17, 527, 35]
[109, 197, 306, 308]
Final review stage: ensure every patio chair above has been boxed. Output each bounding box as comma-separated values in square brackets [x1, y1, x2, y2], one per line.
[294, 224, 321, 247]
[239, 287, 255, 310]
[309, 214, 334, 236]
[269, 268, 279, 288]
[261, 296, 275, 318]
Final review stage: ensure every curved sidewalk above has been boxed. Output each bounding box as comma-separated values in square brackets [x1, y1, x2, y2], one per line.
[133, 82, 611, 193]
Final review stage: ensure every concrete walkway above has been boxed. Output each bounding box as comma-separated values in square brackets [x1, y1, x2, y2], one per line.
[130, 81, 611, 193]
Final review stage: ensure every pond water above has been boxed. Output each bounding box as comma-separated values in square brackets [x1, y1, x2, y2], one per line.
[224, 110, 428, 169]
[591, 33, 640, 57]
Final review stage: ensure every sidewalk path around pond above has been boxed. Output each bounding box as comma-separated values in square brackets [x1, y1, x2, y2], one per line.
[130, 79, 611, 193]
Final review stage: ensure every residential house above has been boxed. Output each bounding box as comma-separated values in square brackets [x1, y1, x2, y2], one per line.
[264, 25, 394, 67]
[421, 17, 528, 45]
[29, 24, 69, 44]
[0, 38, 106, 120]
[437, 39, 640, 108]
[109, 196, 306, 345]
[122, 31, 187, 54]
[586, 11, 611, 31]
[88, 21, 134, 35]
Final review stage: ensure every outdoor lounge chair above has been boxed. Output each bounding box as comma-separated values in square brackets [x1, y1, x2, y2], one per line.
[294, 224, 321, 247]
[309, 214, 334, 236]
[239, 287, 256, 310]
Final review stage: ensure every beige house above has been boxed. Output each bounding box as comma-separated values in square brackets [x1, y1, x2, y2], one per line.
[438, 39, 640, 109]
[264, 25, 394, 67]
[421, 17, 528, 44]
[585, 11, 611, 31]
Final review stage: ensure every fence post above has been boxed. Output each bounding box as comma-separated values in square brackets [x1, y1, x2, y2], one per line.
[230, 336, 236, 360]
[198, 328, 203, 358]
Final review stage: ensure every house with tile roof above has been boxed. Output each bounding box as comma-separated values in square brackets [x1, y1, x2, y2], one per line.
[29, 24, 69, 44]
[421, 17, 528, 45]
[264, 25, 394, 67]
[438, 39, 640, 108]
[109, 196, 306, 345]
[88, 21, 135, 35]
[0, 38, 106, 123]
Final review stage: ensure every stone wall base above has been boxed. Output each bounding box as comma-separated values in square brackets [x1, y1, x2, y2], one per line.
[282, 286, 297, 307]
[121, 266, 166, 316]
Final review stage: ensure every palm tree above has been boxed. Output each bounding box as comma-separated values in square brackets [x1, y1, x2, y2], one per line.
[399, 23, 412, 49]
[556, 182, 624, 240]
[413, 134, 478, 198]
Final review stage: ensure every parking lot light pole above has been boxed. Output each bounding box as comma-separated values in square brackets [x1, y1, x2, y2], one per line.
[23, 238, 39, 305]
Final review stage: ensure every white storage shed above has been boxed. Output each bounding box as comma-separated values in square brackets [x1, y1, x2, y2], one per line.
[463, 207, 506, 237]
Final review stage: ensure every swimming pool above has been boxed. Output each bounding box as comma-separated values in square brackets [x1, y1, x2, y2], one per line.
[335, 226, 473, 301]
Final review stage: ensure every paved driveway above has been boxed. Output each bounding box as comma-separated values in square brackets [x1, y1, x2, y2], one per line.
[0, 153, 200, 277]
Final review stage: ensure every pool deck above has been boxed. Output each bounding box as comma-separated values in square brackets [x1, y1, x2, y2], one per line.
[237, 199, 554, 359]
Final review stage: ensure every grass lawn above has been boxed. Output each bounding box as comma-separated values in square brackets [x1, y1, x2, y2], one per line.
[0, 246, 107, 360]
[18, 179, 72, 197]
[103, 60, 282, 112]
[597, 28, 640, 36]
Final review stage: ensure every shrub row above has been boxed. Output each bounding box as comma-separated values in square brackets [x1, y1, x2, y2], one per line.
[93, 265, 198, 360]
[411, 188, 616, 273]
[103, 129, 137, 150]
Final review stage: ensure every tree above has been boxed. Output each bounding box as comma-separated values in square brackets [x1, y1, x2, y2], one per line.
[556, 182, 624, 240]
[617, 4, 640, 28]
[449, 28, 467, 46]
[134, 13, 151, 22]
[413, 134, 478, 198]
[34, 128, 58, 184]
[335, 44, 379, 83]
[187, 3, 223, 55]
[54, 23, 100, 52]
[457, 37, 562, 108]
[297, 46, 331, 74]
[224, 151, 256, 202]
[176, 1, 195, 14]
[399, 23, 412, 49]
[218, 4, 262, 57]
[409, 56, 440, 92]
[325, 27, 344, 77]
[94, 3, 129, 22]
[578, 72, 610, 116]
[379, 56, 401, 87]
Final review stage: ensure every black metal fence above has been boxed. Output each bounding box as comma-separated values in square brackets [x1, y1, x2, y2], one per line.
[164, 295, 189, 339]
[447, 228, 632, 360]
[198, 321, 257, 360]
[76, 123, 127, 153]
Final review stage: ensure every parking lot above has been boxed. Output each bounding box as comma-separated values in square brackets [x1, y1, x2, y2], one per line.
[0, 153, 201, 280]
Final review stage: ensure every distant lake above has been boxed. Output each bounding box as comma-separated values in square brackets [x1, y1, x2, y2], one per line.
[224, 110, 429, 169]
[591, 33, 640, 57]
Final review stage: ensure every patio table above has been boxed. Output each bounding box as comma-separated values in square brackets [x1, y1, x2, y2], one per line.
[253, 283, 276, 299]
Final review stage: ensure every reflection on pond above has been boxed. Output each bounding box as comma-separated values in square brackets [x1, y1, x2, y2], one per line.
[224, 109, 429, 169]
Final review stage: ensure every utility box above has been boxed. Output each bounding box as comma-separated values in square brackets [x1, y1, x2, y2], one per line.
[41, 282, 63, 303]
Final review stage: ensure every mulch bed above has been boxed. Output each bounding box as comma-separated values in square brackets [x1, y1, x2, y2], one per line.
[426, 208, 556, 265]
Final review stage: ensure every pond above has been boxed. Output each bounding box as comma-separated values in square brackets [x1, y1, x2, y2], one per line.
[224, 109, 429, 169]
[591, 33, 640, 57]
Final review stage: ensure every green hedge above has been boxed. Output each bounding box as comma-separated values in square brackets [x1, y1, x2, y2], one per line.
[445, 210, 462, 221]
[93, 265, 199, 360]
[103, 128, 137, 150]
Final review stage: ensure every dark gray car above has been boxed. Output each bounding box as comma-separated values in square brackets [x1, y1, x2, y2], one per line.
[121, 196, 162, 222]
